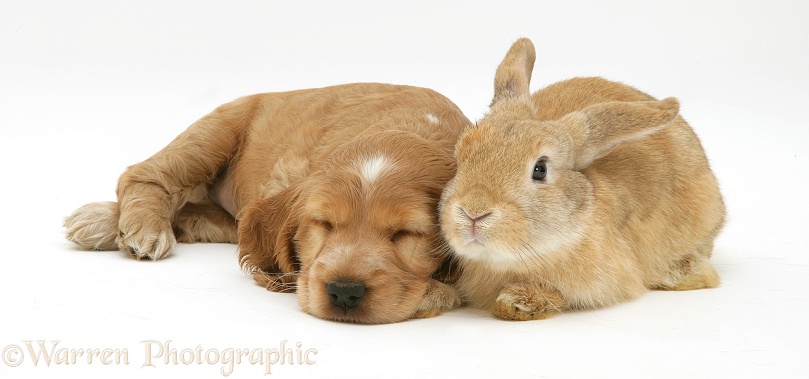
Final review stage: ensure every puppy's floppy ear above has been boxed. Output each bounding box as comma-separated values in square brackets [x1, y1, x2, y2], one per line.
[238, 183, 304, 293]
[491, 38, 536, 106]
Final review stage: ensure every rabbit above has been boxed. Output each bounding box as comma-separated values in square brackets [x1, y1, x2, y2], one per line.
[439, 38, 726, 320]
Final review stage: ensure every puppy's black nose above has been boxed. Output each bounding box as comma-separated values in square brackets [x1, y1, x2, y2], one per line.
[327, 280, 366, 310]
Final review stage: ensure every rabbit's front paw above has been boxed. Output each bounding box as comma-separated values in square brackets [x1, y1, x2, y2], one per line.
[412, 280, 462, 319]
[117, 214, 175, 260]
[493, 283, 567, 321]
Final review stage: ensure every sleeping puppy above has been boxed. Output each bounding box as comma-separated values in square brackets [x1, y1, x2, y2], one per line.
[64, 83, 469, 323]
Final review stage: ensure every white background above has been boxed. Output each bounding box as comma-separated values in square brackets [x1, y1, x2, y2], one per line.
[1, 1, 808, 378]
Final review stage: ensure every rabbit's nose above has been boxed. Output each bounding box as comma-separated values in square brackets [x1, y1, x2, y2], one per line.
[462, 208, 492, 223]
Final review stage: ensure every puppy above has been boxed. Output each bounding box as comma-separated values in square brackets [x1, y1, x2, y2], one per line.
[64, 83, 469, 323]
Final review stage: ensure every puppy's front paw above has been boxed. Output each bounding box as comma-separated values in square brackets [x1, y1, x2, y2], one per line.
[412, 280, 462, 319]
[493, 283, 567, 321]
[64, 201, 120, 251]
[117, 215, 175, 260]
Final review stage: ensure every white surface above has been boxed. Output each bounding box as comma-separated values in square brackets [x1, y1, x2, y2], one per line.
[1, 1, 808, 378]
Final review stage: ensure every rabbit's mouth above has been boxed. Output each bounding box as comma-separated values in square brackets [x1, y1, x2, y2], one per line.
[461, 225, 488, 246]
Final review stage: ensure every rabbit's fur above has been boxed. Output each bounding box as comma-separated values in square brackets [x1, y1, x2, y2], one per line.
[439, 38, 725, 320]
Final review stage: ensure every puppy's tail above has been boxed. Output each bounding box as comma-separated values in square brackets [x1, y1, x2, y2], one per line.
[64, 201, 120, 251]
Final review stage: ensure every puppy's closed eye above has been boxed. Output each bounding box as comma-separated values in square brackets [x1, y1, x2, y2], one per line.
[390, 229, 422, 244]
[313, 219, 334, 232]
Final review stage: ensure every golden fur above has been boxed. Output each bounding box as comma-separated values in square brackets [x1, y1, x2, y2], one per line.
[65, 83, 469, 323]
[439, 38, 725, 320]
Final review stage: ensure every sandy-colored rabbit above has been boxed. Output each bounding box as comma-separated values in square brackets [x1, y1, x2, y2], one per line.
[439, 38, 726, 320]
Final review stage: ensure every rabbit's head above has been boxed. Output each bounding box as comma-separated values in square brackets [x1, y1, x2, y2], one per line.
[440, 38, 680, 266]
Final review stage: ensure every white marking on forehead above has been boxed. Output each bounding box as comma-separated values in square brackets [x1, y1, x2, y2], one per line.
[358, 155, 391, 185]
[425, 113, 440, 124]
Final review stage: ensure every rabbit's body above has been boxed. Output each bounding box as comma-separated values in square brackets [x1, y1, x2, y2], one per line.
[441, 39, 725, 320]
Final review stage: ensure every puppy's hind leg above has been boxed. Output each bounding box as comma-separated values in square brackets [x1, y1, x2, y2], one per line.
[172, 199, 238, 244]
[64, 201, 120, 251]
[65, 199, 238, 252]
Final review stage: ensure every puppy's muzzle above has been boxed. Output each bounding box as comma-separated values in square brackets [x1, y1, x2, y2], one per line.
[327, 280, 366, 310]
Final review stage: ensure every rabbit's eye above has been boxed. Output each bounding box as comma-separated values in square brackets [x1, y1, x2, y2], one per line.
[532, 159, 547, 181]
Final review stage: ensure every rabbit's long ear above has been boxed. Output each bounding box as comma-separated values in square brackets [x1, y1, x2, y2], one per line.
[565, 97, 680, 170]
[491, 38, 536, 106]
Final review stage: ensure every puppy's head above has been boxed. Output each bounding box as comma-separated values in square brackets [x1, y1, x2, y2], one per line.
[239, 131, 457, 323]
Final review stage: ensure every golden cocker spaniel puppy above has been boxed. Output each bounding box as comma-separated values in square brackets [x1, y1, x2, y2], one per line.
[65, 83, 470, 323]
